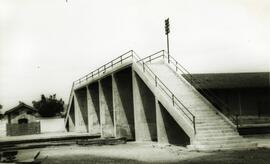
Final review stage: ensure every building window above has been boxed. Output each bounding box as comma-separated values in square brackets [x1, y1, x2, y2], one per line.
[18, 118, 28, 124]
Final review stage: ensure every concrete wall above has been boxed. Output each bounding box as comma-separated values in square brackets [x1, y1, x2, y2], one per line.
[87, 82, 101, 135]
[99, 76, 114, 138]
[133, 71, 157, 141]
[39, 118, 65, 133]
[204, 88, 270, 116]
[113, 68, 135, 140]
[74, 88, 88, 132]
[156, 100, 190, 146]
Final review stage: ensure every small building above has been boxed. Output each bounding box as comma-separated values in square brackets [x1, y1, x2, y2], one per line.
[4, 102, 41, 136]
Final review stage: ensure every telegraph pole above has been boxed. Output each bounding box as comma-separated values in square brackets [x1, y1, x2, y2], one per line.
[165, 18, 170, 63]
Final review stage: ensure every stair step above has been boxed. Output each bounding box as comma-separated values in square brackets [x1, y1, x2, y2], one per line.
[197, 127, 235, 133]
[196, 116, 222, 120]
[196, 131, 238, 138]
[194, 137, 244, 145]
[196, 131, 239, 137]
[196, 135, 241, 141]
[197, 125, 232, 130]
[190, 142, 257, 151]
[193, 111, 218, 115]
[196, 120, 226, 124]
[196, 119, 225, 123]
[198, 127, 235, 134]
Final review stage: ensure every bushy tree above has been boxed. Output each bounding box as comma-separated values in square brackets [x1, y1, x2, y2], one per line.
[32, 94, 64, 117]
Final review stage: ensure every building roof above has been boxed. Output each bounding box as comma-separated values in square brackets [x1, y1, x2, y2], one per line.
[4, 102, 37, 115]
[186, 72, 270, 89]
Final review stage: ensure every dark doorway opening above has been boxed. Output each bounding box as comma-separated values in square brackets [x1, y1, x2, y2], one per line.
[18, 118, 28, 124]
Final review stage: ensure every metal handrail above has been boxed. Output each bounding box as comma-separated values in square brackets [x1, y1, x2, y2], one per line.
[137, 50, 239, 129]
[65, 50, 135, 123]
[165, 52, 239, 128]
[73, 50, 134, 86]
[133, 51, 196, 134]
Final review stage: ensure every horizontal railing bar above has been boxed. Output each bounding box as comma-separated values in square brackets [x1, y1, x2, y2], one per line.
[144, 54, 164, 63]
[73, 50, 133, 84]
[136, 50, 164, 63]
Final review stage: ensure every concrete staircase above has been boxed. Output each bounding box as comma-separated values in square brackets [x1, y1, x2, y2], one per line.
[148, 61, 256, 151]
[65, 50, 257, 151]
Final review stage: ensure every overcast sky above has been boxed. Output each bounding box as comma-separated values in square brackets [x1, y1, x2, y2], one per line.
[0, 0, 269, 111]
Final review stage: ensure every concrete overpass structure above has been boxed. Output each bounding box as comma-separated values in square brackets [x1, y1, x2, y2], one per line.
[65, 50, 256, 150]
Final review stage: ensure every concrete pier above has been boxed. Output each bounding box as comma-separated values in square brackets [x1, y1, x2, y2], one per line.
[133, 71, 157, 141]
[99, 76, 114, 138]
[113, 68, 135, 140]
[74, 88, 88, 132]
[156, 100, 190, 145]
[68, 99, 75, 132]
[87, 82, 101, 135]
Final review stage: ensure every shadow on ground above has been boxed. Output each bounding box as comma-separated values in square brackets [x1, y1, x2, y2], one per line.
[39, 147, 270, 164]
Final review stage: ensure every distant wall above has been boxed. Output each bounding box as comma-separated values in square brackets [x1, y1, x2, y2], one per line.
[201, 87, 270, 116]
[39, 118, 66, 133]
[0, 119, 7, 137]
[6, 122, 40, 136]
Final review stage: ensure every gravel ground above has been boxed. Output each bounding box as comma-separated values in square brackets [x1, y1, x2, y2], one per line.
[12, 142, 270, 164]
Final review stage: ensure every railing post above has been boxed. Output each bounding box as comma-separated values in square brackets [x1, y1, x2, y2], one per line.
[149, 56, 151, 63]
[193, 116, 196, 134]
[155, 76, 157, 86]
[91, 72, 93, 78]
[162, 50, 165, 59]
[143, 62, 145, 72]
[176, 61, 178, 72]
[236, 114, 239, 130]
[131, 50, 133, 58]
[172, 94, 175, 106]
[111, 61, 113, 68]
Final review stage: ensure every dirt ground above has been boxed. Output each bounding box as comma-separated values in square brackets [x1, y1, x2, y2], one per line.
[13, 142, 270, 164]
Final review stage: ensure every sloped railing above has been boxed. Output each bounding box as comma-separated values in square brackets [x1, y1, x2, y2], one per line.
[138, 50, 239, 129]
[133, 51, 196, 134]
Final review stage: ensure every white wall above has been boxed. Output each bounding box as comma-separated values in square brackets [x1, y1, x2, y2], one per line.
[39, 118, 66, 133]
[0, 119, 7, 137]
